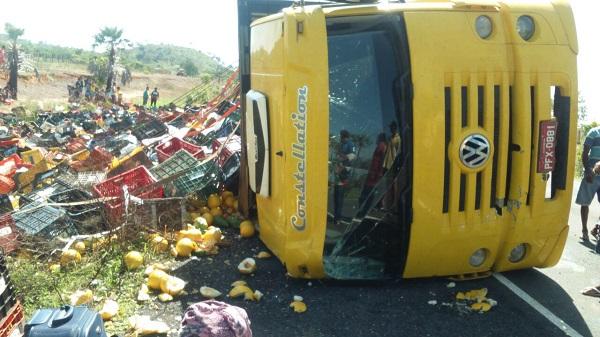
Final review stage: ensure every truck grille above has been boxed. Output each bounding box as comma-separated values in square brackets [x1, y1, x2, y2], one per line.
[442, 75, 512, 216]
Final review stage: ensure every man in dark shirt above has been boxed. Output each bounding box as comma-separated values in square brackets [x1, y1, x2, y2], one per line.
[150, 87, 159, 108]
[333, 129, 356, 224]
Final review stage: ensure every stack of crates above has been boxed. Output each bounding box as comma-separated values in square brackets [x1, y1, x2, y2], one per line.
[0, 253, 23, 337]
[155, 137, 205, 163]
[70, 148, 113, 172]
[93, 166, 163, 224]
[212, 135, 242, 167]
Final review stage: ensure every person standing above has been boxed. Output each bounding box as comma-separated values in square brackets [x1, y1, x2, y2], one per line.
[575, 126, 600, 241]
[116, 86, 123, 106]
[358, 133, 387, 216]
[333, 129, 356, 224]
[382, 121, 401, 210]
[0, 46, 5, 66]
[142, 86, 149, 106]
[150, 87, 159, 108]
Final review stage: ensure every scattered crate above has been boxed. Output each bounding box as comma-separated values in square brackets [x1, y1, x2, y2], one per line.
[0, 300, 23, 337]
[70, 147, 113, 172]
[150, 150, 198, 181]
[155, 137, 205, 163]
[132, 119, 168, 141]
[93, 166, 163, 224]
[173, 159, 224, 198]
[12, 202, 77, 239]
[212, 135, 242, 167]
[0, 215, 19, 254]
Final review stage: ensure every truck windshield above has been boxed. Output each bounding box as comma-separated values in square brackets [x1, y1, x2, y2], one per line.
[324, 15, 405, 279]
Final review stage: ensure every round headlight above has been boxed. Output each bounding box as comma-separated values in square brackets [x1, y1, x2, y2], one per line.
[517, 15, 535, 41]
[469, 248, 488, 267]
[509, 243, 527, 263]
[475, 15, 493, 39]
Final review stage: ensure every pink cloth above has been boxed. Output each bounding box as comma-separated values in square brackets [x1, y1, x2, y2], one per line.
[180, 300, 252, 337]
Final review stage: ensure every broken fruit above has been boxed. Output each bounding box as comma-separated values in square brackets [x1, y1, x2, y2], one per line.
[238, 258, 257, 274]
[200, 286, 222, 298]
[175, 238, 197, 257]
[194, 216, 208, 230]
[137, 285, 150, 302]
[256, 251, 271, 259]
[239, 220, 255, 238]
[147, 270, 169, 290]
[124, 251, 144, 270]
[231, 280, 247, 287]
[471, 302, 492, 312]
[70, 289, 93, 306]
[150, 236, 169, 252]
[158, 293, 173, 302]
[229, 285, 253, 299]
[99, 299, 119, 320]
[464, 288, 488, 301]
[60, 249, 82, 266]
[293, 295, 303, 302]
[160, 276, 186, 296]
[202, 227, 222, 246]
[178, 226, 203, 242]
[253, 290, 263, 301]
[290, 301, 307, 313]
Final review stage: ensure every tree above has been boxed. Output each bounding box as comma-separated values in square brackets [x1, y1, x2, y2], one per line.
[93, 27, 130, 91]
[4, 23, 24, 99]
[578, 92, 587, 125]
[180, 59, 199, 76]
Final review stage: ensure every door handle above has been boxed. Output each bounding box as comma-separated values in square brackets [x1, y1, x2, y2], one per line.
[276, 151, 283, 157]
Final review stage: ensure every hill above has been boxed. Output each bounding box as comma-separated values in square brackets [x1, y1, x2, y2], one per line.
[0, 35, 229, 77]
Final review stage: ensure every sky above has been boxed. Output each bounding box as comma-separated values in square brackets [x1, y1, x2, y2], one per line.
[0, 0, 598, 120]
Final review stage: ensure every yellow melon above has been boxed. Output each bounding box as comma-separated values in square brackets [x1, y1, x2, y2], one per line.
[147, 270, 169, 290]
[240, 220, 255, 238]
[124, 251, 144, 270]
[207, 194, 221, 209]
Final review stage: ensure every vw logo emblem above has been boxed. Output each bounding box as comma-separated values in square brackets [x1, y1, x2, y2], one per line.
[459, 134, 491, 168]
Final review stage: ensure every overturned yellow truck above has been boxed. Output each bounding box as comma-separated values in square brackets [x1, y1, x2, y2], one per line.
[239, 0, 578, 279]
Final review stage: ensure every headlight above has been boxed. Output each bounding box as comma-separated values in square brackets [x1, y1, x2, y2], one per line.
[469, 248, 488, 267]
[509, 243, 527, 263]
[517, 15, 535, 41]
[475, 15, 493, 39]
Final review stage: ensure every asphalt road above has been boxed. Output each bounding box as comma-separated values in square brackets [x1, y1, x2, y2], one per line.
[143, 180, 600, 337]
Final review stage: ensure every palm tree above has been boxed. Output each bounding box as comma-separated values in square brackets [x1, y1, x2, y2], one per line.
[93, 27, 130, 92]
[4, 23, 24, 99]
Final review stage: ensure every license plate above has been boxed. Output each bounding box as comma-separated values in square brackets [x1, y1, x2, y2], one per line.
[537, 120, 558, 173]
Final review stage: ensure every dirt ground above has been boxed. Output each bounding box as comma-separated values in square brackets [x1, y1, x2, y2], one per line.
[7, 69, 201, 109]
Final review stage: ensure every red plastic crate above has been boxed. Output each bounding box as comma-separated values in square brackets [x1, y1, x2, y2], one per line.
[70, 148, 112, 172]
[0, 301, 23, 337]
[93, 166, 163, 223]
[0, 140, 19, 148]
[211, 135, 241, 167]
[65, 138, 87, 154]
[0, 214, 19, 254]
[0, 155, 32, 178]
[155, 137, 205, 163]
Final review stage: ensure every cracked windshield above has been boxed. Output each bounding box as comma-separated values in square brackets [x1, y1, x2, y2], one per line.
[0, 0, 598, 337]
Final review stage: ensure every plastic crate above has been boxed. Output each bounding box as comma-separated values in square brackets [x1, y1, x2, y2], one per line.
[12, 202, 77, 238]
[47, 187, 99, 220]
[132, 119, 168, 141]
[65, 138, 87, 154]
[13, 160, 51, 193]
[19, 181, 72, 207]
[173, 159, 224, 197]
[150, 150, 198, 181]
[211, 135, 242, 167]
[19, 148, 44, 166]
[155, 137, 205, 163]
[0, 215, 19, 254]
[93, 166, 163, 223]
[107, 149, 152, 178]
[0, 300, 23, 337]
[70, 147, 113, 172]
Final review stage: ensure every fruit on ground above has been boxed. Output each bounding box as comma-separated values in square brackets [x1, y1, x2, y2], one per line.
[60, 249, 82, 266]
[207, 194, 221, 209]
[147, 270, 169, 290]
[240, 220, 255, 238]
[160, 276, 186, 296]
[175, 238, 197, 257]
[124, 251, 144, 270]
